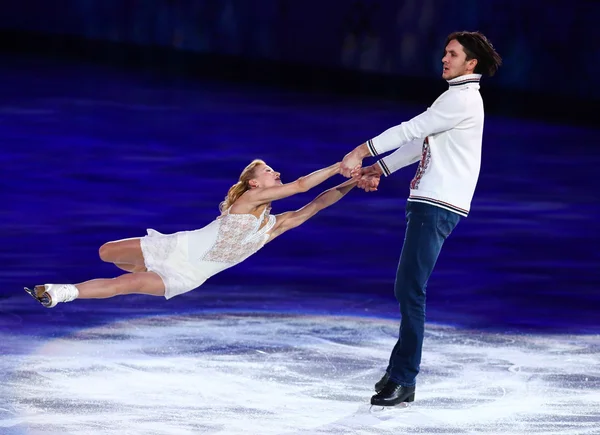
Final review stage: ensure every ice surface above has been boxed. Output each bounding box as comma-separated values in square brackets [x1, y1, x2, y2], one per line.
[1, 313, 599, 434]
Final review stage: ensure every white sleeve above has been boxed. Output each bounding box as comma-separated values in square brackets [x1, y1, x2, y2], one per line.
[366, 90, 467, 156]
[376, 138, 422, 176]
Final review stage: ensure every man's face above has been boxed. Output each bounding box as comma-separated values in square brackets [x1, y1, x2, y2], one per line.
[441, 39, 476, 80]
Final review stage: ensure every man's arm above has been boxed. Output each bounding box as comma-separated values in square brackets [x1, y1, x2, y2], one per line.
[368, 90, 468, 156]
[340, 91, 467, 175]
[353, 139, 421, 192]
[375, 138, 422, 177]
[267, 180, 356, 242]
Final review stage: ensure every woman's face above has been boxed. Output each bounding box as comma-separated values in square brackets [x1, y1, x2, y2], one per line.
[250, 164, 282, 188]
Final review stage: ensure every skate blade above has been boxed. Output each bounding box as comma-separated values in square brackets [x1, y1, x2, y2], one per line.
[369, 402, 410, 414]
[24, 287, 51, 307]
[24, 286, 39, 300]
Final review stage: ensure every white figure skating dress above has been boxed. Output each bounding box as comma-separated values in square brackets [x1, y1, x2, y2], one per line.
[140, 206, 276, 299]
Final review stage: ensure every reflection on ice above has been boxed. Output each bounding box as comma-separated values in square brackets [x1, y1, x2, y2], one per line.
[1, 313, 599, 434]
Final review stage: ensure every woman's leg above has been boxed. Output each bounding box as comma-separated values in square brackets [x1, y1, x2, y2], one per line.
[28, 271, 165, 308]
[114, 263, 148, 273]
[27, 272, 166, 308]
[27, 239, 166, 307]
[75, 272, 165, 299]
[98, 238, 147, 271]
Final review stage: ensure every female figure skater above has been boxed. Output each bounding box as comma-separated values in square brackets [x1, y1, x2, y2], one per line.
[26, 160, 356, 307]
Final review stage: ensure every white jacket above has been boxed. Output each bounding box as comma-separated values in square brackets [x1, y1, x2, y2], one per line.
[368, 74, 484, 216]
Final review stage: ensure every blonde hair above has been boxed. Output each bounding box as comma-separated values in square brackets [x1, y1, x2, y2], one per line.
[219, 159, 266, 213]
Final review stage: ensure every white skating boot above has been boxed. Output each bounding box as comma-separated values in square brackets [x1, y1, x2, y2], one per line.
[24, 284, 79, 308]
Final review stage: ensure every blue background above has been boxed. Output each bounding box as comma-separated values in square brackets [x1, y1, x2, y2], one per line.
[0, 0, 598, 100]
[0, 1, 598, 335]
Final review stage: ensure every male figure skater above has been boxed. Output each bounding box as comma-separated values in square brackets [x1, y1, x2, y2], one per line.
[342, 31, 502, 406]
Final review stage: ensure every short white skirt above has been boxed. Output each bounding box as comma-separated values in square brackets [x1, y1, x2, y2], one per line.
[140, 223, 231, 299]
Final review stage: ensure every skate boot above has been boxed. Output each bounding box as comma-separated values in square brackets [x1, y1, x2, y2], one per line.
[374, 372, 390, 393]
[371, 380, 415, 407]
[24, 284, 79, 308]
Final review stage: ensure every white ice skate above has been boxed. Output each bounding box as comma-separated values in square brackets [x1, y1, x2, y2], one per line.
[24, 284, 79, 308]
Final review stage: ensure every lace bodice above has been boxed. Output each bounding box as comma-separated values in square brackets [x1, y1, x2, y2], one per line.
[202, 207, 276, 264]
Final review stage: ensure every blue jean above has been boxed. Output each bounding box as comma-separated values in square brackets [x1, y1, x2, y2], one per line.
[387, 201, 461, 386]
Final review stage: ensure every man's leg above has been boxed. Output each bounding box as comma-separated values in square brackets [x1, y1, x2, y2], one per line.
[387, 202, 461, 386]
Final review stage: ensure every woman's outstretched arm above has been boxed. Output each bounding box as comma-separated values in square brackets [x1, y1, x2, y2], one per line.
[240, 163, 340, 206]
[267, 179, 356, 242]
